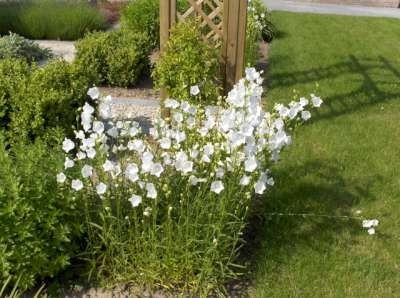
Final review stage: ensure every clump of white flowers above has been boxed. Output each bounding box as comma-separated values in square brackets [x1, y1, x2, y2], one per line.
[56, 68, 323, 289]
[57, 68, 322, 208]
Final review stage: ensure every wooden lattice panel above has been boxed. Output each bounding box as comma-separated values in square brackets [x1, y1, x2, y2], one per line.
[177, 0, 224, 46]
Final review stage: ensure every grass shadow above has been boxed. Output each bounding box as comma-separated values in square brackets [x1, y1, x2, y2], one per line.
[265, 55, 400, 121]
[243, 158, 382, 275]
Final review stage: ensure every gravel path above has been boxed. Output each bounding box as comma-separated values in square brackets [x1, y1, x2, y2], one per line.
[263, 0, 400, 18]
[110, 98, 160, 133]
[36, 40, 76, 62]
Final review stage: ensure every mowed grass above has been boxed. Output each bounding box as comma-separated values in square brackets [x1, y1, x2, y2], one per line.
[249, 12, 400, 297]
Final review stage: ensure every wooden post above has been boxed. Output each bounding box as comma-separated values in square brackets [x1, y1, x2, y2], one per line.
[160, 0, 176, 116]
[222, 0, 248, 94]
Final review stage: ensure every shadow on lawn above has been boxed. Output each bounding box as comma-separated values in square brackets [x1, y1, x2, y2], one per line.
[243, 158, 382, 269]
[265, 55, 400, 121]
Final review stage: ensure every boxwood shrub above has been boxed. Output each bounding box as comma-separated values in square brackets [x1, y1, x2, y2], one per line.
[153, 19, 221, 105]
[0, 58, 91, 144]
[75, 30, 150, 87]
[0, 58, 31, 132]
[0, 134, 82, 290]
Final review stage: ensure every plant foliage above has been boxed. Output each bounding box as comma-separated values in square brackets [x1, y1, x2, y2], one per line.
[153, 19, 221, 105]
[0, 32, 52, 63]
[0, 135, 82, 290]
[75, 30, 150, 88]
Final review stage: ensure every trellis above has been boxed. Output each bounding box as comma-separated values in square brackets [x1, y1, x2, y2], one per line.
[160, 0, 248, 94]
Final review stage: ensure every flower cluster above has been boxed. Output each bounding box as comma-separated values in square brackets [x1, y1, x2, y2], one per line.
[57, 68, 322, 216]
[247, 0, 274, 36]
[362, 219, 379, 235]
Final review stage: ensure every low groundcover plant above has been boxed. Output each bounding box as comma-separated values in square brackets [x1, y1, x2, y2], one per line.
[57, 68, 322, 294]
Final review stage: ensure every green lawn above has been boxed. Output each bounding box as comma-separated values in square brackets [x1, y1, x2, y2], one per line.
[250, 12, 400, 297]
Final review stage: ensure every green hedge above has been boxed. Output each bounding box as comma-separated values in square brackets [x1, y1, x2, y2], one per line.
[75, 30, 150, 87]
[0, 135, 82, 290]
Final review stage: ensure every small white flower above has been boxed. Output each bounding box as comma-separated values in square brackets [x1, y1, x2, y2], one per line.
[81, 165, 93, 178]
[129, 195, 142, 207]
[151, 163, 164, 177]
[160, 137, 171, 149]
[86, 147, 96, 159]
[301, 111, 311, 121]
[245, 156, 258, 172]
[254, 180, 266, 194]
[203, 143, 214, 156]
[92, 121, 104, 134]
[125, 163, 139, 182]
[146, 183, 157, 199]
[311, 95, 323, 107]
[367, 228, 375, 235]
[87, 87, 100, 100]
[165, 99, 179, 109]
[173, 112, 184, 123]
[56, 172, 66, 184]
[362, 219, 379, 228]
[143, 207, 152, 217]
[62, 138, 75, 153]
[240, 175, 251, 186]
[190, 85, 200, 96]
[211, 181, 224, 194]
[216, 168, 224, 178]
[128, 139, 145, 153]
[103, 160, 114, 172]
[71, 179, 83, 191]
[99, 102, 111, 119]
[96, 182, 107, 195]
[245, 67, 260, 81]
[64, 157, 75, 169]
[76, 151, 86, 160]
[107, 127, 119, 138]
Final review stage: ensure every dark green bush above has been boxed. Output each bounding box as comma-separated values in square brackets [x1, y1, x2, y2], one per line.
[153, 19, 221, 105]
[0, 0, 107, 41]
[0, 32, 52, 63]
[8, 59, 90, 143]
[0, 58, 31, 132]
[75, 30, 150, 87]
[0, 135, 82, 290]
[0, 58, 90, 144]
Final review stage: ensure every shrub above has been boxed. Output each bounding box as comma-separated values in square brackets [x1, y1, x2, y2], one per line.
[121, 0, 189, 49]
[8, 59, 90, 143]
[58, 71, 322, 294]
[245, 0, 276, 66]
[248, 0, 276, 43]
[0, 58, 31, 132]
[153, 19, 221, 105]
[0, 32, 52, 63]
[0, 0, 107, 41]
[0, 135, 82, 290]
[121, 0, 159, 49]
[75, 30, 150, 87]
